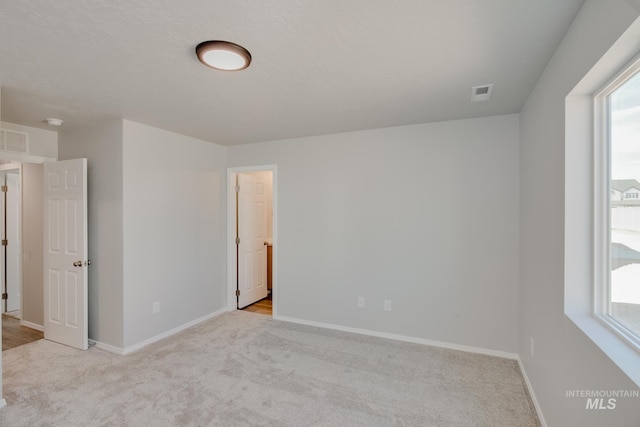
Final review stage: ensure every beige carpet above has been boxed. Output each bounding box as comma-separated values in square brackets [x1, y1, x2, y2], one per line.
[0, 311, 539, 426]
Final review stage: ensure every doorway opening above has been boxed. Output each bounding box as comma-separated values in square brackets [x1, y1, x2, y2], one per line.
[1, 157, 88, 353]
[0, 160, 46, 351]
[0, 167, 21, 319]
[227, 166, 276, 317]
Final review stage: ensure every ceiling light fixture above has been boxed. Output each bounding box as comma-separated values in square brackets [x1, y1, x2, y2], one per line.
[45, 118, 63, 126]
[196, 40, 252, 71]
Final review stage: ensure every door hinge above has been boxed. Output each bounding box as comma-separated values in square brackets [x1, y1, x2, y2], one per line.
[235, 185, 240, 193]
[1, 239, 7, 246]
[235, 237, 240, 245]
[1, 293, 7, 300]
[235, 289, 240, 297]
[1, 185, 7, 193]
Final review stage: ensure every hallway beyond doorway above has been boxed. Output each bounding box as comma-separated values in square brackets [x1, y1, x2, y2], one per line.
[2, 314, 42, 351]
[241, 294, 272, 316]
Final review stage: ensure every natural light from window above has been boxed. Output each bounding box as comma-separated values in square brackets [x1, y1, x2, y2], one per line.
[608, 69, 640, 343]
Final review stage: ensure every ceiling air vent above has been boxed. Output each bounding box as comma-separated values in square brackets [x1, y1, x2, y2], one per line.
[471, 84, 494, 102]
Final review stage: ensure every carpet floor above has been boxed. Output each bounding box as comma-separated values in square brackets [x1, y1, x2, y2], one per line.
[0, 311, 539, 426]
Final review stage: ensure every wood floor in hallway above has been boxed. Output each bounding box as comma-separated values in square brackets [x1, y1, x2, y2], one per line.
[2, 314, 43, 351]
[241, 295, 272, 316]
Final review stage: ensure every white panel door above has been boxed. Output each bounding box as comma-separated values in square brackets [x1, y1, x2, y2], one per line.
[237, 173, 268, 308]
[44, 158, 88, 350]
[6, 172, 21, 313]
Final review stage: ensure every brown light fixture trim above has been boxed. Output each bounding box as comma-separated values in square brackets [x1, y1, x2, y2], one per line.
[196, 40, 252, 71]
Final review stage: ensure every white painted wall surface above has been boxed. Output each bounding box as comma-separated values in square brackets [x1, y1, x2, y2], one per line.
[121, 120, 226, 349]
[519, 0, 640, 425]
[58, 119, 125, 348]
[1, 121, 57, 159]
[229, 115, 520, 354]
[21, 163, 44, 327]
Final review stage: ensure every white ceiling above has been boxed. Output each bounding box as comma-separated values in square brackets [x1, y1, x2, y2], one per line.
[0, 0, 584, 146]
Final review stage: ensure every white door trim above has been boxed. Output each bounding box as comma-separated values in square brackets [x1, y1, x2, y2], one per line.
[0, 164, 23, 320]
[227, 165, 277, 316]
[3, 171, 21, 314]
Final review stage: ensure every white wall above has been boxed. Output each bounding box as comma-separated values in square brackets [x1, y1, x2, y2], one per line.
[0, 121, 56, 331]
[229, 115, 520, 354]
[0, 122, 56, 329]
[519, 0, 640, 425]
[59, 119, 125, 348]
[21, 163, 44, 327]
[1, 121, 57, 159]
[121, 120, 227, 349]
[58, 118, 228, 351]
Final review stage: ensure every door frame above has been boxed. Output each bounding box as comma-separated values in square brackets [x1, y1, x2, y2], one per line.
[227, 165, 277, 316]
[0, 155, 53, 408]
[0, 163, 23, 320]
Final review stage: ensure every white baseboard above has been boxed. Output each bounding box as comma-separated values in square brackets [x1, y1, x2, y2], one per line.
[92, 308, 227, 355]
[20, 320, 43, 332]
[92, 340, 125, 355]
[274, 314, 519, 360]
[518, 358, 547, 427]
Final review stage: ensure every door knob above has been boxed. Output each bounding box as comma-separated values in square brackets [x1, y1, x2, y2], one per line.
[84, 260, 92, 266]
[73, 261, 82, 267]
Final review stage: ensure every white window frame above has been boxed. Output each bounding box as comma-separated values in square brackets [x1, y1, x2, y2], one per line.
[594, 57, 640, 354]
[565, 16, 640, 388]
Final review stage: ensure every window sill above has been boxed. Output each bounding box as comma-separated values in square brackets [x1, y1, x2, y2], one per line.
[566, 312, 640, 387]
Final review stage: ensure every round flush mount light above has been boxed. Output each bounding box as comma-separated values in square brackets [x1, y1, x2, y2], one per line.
[196, 40, 251, 71]
[45, 118, 63, 126]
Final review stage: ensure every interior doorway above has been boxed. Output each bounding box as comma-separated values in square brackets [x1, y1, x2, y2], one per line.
[1, 158, 88, 353]
[1, 160, 46, 352]
[0, 160, 46, 337]
[227, 166, 276, 317]
[0, 167, 21, 318]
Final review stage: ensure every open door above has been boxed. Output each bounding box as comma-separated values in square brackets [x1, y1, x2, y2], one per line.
[43, 158, 88, 350]
[237, 173, 268, 308]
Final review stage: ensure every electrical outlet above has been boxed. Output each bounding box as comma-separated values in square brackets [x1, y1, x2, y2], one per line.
[153, 301, 160, 314]
[530, 337, 534, 358]
[358, 297, 365, 308]
[384, 300, 391, 311]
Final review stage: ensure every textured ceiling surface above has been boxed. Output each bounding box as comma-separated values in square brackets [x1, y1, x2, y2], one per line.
[0, 0, 584, 146]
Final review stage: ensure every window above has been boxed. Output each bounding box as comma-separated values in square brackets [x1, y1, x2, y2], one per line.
[565, 19, 640, 388]
[595, 59, 640, 352]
